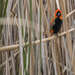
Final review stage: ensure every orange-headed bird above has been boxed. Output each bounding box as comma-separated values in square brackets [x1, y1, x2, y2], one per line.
[50, 9, 63, 35]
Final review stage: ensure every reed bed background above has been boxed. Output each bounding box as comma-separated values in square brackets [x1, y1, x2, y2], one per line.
[0, 0, 75, 75]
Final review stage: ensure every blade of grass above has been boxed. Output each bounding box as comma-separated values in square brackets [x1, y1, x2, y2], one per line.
[18, 0, 24, 74]
[29, 0, 33, 75]
[0, 0, 8, 39]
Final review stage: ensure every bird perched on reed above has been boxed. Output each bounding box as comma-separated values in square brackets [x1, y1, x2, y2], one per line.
[50, 9, 63, 35]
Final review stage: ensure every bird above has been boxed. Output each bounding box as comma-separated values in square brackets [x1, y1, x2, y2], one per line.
[50, 9, 63, 35]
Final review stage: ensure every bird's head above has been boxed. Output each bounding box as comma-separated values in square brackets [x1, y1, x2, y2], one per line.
[55, 9, 63, 20]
